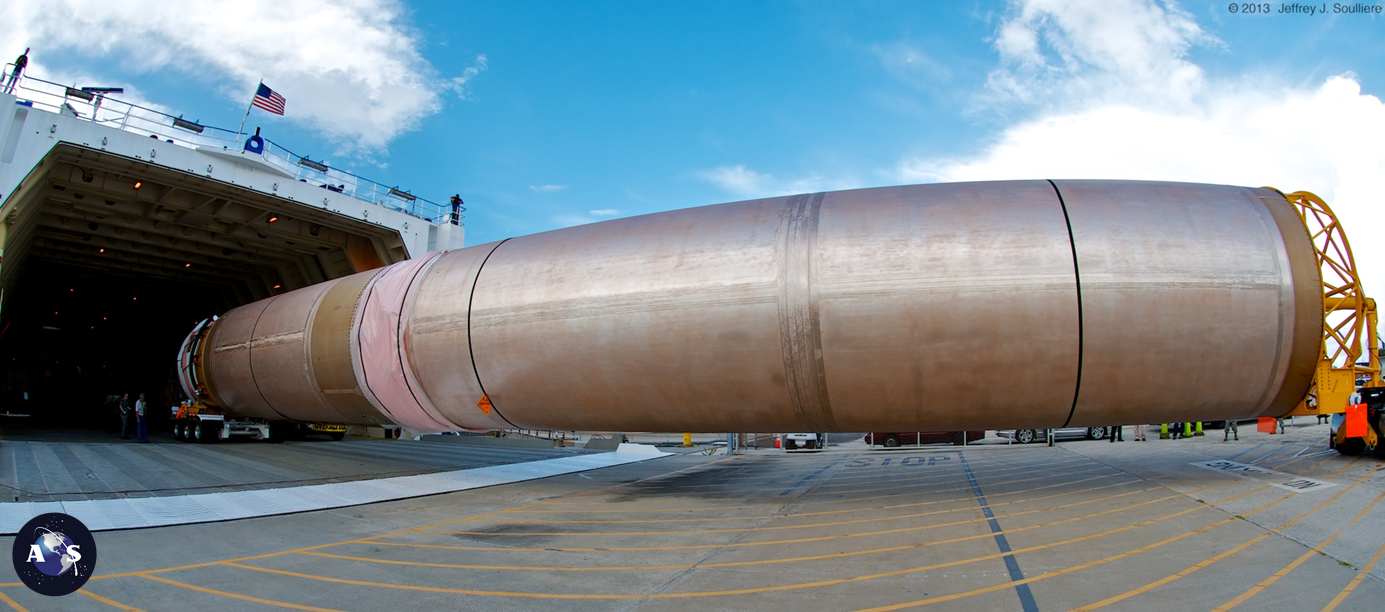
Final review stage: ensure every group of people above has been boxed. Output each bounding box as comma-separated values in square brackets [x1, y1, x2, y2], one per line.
[1105, 420, 1283, 442]
[117, 393, 149, 442]
[1106, 424, 1148, 442]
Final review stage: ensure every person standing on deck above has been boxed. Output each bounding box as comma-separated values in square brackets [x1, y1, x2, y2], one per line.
[3, 48, 28, 94]
[135, 393, 149, 443]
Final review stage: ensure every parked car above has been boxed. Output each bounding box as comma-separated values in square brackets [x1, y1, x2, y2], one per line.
[996, 427, 1109, 444]
[864, 431, 984, 447]
[783, 433, 826, 451]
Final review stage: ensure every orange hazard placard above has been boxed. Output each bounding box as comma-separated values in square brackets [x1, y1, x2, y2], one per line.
[476, 394, 492, 414]
[1257, 417, 1277, 433]
[1344, 403, 1368, 438]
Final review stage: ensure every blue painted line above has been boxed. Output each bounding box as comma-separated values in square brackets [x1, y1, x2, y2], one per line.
[781, 457, 844, 495]
[1224, 444, 1267, 461]
[960, 452, 1039, 612]
[1247, 449, 1284, 465]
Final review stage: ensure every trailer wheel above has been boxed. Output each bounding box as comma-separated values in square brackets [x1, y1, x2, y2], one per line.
[195, 422, 217, 444]
[267, 423, 288, 443]
[1336, 437, 1365, 456]
[883, 435, 901, 448]
[172, 422, 184, 441]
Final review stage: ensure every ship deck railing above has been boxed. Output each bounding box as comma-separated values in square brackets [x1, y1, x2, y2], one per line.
[2, 66, 456, 225]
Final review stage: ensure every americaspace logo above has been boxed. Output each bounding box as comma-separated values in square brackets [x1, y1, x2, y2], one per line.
[10, 513, 97, 596]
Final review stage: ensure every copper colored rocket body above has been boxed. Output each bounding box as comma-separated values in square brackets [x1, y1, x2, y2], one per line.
[180, 181, 1320, 433]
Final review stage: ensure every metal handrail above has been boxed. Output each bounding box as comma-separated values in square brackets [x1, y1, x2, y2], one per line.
[2, 66, 458, 225]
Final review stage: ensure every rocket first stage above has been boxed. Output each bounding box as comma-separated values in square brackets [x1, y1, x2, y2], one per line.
[177, 180, 1320, 434]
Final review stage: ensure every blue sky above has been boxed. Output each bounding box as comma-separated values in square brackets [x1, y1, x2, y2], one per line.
[4, 1, 1385, 293]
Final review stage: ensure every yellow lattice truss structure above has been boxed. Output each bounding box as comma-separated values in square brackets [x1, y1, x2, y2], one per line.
[1274, 190, 1380, 425]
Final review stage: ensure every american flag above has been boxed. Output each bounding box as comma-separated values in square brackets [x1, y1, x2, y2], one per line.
[251, 83, 286, 116]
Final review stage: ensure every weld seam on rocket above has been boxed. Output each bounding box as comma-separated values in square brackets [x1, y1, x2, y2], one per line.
[351, 269, 402, 427]
[246, 295, 292, 421]
[302, 280, 356, 424]
[353, 254, 455, 432]
[777, 192, 837, 433]
[395, 252, 455, 431]
[1245, 190, 1290, 417]
[1050, 180, 1084, 429]
[467, 238, 519, 429]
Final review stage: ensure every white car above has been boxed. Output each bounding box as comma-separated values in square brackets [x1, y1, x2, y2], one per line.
[996, 427, 1109, 444]
[783, 433, 826, 451]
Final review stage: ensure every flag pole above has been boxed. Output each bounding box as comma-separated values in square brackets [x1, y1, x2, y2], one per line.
[235, 80, 261, 141]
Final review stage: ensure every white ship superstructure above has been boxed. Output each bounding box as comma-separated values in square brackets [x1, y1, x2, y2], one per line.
[0, 66, 464, 308]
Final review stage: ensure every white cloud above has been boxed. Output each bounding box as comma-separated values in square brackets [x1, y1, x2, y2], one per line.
[902, 0, 1385, 310]
[529, 184, 567, 193]
[986, 0, 1215, 108]
[0, 0, 484, 153]
[588, 209, 619, 217]
[700, 164, 845, 198]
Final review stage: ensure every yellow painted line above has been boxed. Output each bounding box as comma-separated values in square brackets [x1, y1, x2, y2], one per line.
[462, 513, 781, 524]
[810, 463, 1093, 494]
[815, 457, 1086, 486]
[1294, 453, 1341, 476]
[810, 464, 1112, 497]
[223, 562, 650, 600]
[84, 454, 739, 582]
[0, 591, 27, 612]
[816, 457, 1085, 486]
[85, 499, 556, 582]
[862, 518, 1243, 611]
[1072, 529, 1275, 611]
[77, 588, 144, 611]
[815, 471, 1119, 507]
[222, 487, 1262, 600]
[301, 489, 1175, 570]
[1213, 466, 1385, 612]
[795, 478, 1143, 519]
[1320, 501, 1385, 612]
[853, 490, 1292, 612]
[372, 486, 1195, 554]
[506, 503, 779, 514]
[1322, 456, 1362, 480]
[1266, 446, 1330, 471]
[1074, 464, 1384, 611]
[427, 487, 1178, 538]
[140, 573, 344, 611]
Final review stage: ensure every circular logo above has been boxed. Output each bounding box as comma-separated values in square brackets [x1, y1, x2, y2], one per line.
[10, 513, 97, 596]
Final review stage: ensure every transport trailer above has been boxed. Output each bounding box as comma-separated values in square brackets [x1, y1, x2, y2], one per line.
[170, 402, 347, 443]
[172, 403, 268, 443]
